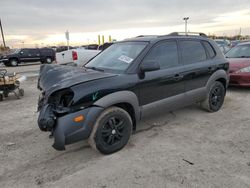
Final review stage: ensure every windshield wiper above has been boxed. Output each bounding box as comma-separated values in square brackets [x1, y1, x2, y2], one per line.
[86, 66, 104, 72]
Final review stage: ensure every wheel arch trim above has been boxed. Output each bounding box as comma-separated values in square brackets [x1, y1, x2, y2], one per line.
[93, 91, 140, 124]
[206, 69, 229, 90]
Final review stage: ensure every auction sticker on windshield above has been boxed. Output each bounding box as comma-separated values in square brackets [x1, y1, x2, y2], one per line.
[118, 55, 134, 64]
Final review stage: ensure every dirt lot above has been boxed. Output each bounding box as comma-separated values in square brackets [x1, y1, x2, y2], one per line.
[0, 77, 250, 188]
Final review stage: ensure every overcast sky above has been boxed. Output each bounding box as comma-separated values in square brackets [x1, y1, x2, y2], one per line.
[0, 0, 250, 47]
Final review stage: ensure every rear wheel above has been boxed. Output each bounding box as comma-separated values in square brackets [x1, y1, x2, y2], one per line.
[201, 81, 225, 112]
[45, 57, 52, 64]
[89, 107, 132, 154]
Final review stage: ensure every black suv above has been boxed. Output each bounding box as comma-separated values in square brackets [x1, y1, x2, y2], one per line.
[37, 32, 229, 154]
[1, 48, 55, 66]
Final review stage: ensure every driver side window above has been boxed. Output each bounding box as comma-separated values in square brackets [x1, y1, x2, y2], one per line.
[20, 49, 28, 56]
[144, 41, 179, 69]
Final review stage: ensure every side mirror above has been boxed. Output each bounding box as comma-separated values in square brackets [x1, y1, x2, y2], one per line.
[140, 60, 160, 73]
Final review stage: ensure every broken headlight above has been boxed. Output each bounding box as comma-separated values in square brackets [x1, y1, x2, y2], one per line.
[49, 89, 74, 115]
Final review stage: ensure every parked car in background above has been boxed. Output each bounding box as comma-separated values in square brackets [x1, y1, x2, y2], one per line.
[56, 48, 100, 66]
[214, 39, 231, 46]
[56, 43, 114, 66]
[98, 42, 113, 51]
[226, 42, 250, 87]
[38, 32, 229, 154]
[230, 40, 241, 48]
[218, 44, 231, 54]
[0, 48, 55, 67]
[81, 44, 99, 50]
[56, 46, 74, 53]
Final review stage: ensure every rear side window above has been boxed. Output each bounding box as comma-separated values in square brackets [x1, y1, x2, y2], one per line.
[202, 41, 216, 58]
[180, 40, 206, 64]
[29, 49, 39, 56]
[144, 41, 179, 69]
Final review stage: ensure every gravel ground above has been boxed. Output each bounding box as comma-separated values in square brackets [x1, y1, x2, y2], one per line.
[0, 63, 40, 74]
[0, 77, 250, 188]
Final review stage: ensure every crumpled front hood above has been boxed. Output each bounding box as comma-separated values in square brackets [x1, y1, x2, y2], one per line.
[228, 58, 250, 73]
[38, 64, 117, 95]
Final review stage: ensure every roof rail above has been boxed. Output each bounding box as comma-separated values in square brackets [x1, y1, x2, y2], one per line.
[136, 35, 157, 38]
[168, 32, 207, 37]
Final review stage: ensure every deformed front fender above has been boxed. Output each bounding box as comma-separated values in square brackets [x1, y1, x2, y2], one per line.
[93, 91, 140, 124]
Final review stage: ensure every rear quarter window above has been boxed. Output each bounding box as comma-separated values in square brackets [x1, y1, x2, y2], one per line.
[202, 41, 216, 58]
[180, 40, 207, 64]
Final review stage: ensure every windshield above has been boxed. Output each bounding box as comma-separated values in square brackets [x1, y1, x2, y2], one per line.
[225, 44, 250, 58]
[85, 42, 147, 73]
[9, 49, 20, 54]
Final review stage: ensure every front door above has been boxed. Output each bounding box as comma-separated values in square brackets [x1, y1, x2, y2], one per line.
[138, 40, 185, 116]
[19, 49, 40, 63]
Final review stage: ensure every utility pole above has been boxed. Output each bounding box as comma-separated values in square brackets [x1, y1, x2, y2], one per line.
[183, 17, 189, 35]
[65, 30, 69, 50]
[0, 18, 6, 49]
[239, 27, 242, 40]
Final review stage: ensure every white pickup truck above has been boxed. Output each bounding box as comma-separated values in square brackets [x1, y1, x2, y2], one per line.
[56, 48, 100, 66]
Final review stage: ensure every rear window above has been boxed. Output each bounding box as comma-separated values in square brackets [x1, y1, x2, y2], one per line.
[40, 49, 54, 54]
[202, 41, 216, 58]
[180, 40, 207, 64]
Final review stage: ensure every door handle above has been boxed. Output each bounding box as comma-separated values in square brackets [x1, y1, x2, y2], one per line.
[173, 74, 183, 81]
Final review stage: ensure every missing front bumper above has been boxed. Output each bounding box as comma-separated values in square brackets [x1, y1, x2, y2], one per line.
[38, 105, 103, 150]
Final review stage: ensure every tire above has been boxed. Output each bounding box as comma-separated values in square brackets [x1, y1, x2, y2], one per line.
[89, 107, 132, 154]
[18, 88, 24, 97]
[0, 94, 3, 101]
[10, 59, 18, 67]
[4, 63, 10, 67]
[3, 90, 8, 98]
[201, 81, 225, 112]
[45, 57, 52, 64]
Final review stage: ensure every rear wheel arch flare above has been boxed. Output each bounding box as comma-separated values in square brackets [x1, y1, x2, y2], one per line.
[216, 78, 227, 90]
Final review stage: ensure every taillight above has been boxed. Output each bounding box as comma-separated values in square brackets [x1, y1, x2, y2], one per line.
[72, 51, 78, 61]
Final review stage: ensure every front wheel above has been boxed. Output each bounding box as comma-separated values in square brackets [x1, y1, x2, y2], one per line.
[10, 59, 18, 67]
[201, 81, 225, 112]
[0, 94, 3, 101]
[89, 107, 132, 154]
[18, 88, 24, 97]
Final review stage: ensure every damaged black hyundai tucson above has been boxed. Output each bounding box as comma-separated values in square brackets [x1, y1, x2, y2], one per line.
[37, 32, 229, 154]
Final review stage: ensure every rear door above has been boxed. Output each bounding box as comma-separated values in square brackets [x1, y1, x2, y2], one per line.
[138, 40, 185, 106]
[179, 39, 216, 92]
[19, 49, 40, 62]
[29, 49, 40, 62]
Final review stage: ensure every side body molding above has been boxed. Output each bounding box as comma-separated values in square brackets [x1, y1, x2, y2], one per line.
[94, 91, 140, 123]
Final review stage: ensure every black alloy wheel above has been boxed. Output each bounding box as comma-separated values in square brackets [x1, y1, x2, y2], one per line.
[89, 107, 132, 154]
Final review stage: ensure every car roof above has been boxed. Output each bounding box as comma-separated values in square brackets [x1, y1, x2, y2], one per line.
[122, 33, 210, 43]
[237, 41, 250, 46]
